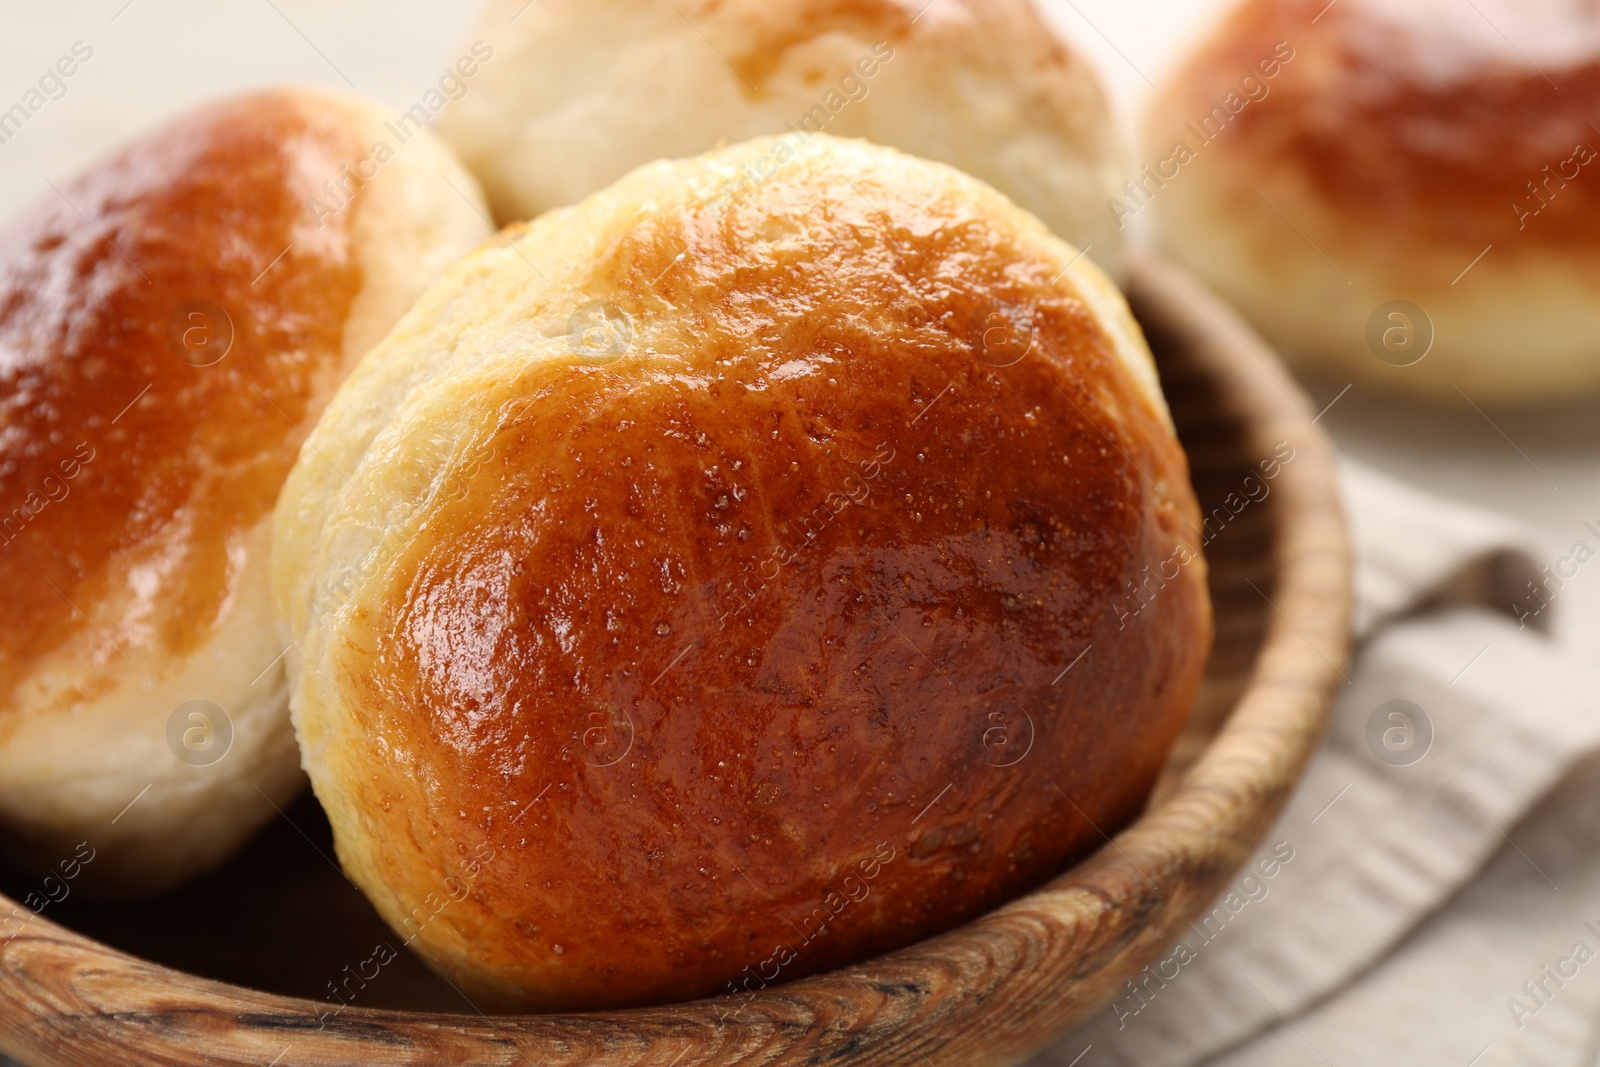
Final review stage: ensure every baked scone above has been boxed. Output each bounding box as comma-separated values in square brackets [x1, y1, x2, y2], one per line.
[272, 134, 1211, 1012]
[0, 88, 490, 894]
[1147, 0, 1600, 403]
[438, 0, 1129, 276]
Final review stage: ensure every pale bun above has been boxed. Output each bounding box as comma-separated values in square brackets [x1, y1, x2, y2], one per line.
[439, 0, 1129, 276]
[1146, 0, 1600, 403]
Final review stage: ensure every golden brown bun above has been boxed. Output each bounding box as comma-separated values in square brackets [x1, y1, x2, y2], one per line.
[0, 87, 491, 895]
[272, 134, 1210, 1012]
[1146, 0, 1600, 403]
[438, 0, 1129, 276]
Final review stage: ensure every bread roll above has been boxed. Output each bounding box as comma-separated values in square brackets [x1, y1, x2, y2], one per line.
[438, 0, 1129, 276]
[273, 134, 1210, 1011]
[1146, 0, 1600, 403]
[0, 88, 490, 894]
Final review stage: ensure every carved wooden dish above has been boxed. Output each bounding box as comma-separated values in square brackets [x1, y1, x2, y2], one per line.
[0, 252, 1351, 1067]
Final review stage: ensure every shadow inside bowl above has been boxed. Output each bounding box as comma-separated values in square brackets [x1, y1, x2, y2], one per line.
[0, 792, 463, 1013]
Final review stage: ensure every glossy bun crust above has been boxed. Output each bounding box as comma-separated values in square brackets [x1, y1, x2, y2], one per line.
[1147, 0, 1600, 402]
[439, 0, 1129, 276]
[273, 135, 1210, 1011]
[0, 88, 490, 894]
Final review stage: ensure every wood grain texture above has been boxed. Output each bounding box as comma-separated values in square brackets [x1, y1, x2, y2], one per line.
[0, 252, 1352, 1067]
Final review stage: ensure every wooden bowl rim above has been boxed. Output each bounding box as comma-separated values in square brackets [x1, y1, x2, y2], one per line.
[0, 252, 1352, 1067]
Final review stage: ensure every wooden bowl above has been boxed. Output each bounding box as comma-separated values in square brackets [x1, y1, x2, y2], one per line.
[0, 253, 1351, 1067]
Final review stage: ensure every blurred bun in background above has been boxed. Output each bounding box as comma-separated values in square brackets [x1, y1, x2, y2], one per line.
[1146, 0, 1600, 404]
[438, 0, 1130, 276]
[0, 87, 490, 895]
